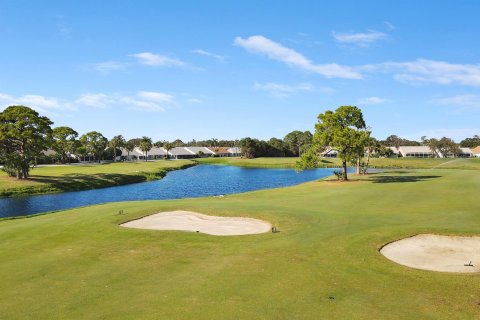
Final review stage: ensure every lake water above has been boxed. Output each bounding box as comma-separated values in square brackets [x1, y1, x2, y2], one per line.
[0, 165, 340, 218]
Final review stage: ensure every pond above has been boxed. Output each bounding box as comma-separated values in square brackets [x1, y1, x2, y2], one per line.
[0, 165, 341, 218]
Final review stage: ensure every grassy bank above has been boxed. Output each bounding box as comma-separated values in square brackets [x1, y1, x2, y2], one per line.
[197, 156, 480, 170]
[1, 168, 479, 319]
[0, 160, 195, 197]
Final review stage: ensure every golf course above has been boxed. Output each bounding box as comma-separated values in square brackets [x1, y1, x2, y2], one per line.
[1, 158, 479, 319]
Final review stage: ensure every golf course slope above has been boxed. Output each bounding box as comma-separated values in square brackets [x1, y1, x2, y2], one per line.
[1, 166, 480, 319]
[121, 210, 271, 235]
[380, 234, 480, 273]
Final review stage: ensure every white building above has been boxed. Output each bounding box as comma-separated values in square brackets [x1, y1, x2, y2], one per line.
[471, 146, 480, 157]
[397, 146, 437, 158]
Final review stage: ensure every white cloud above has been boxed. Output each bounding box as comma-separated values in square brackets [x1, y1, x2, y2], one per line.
[0, 93, 61, 113]
[234, 35, 362, 79]
[357, 96, 389, 105]
[362, 59, 480, 87]
[119, 97, 165, 112]
[332, 30, 387, 46]
[192, 49, 225, 62]
[137, 91, 174, 103]
[92, 61, 126, 73]
[130, 52, 186, 67]
[384, 21, 396, 30]
[186, 98, 203, 104]
[0, 90, 179, 114]
[75, 93, 115, 108]
[254, 82, 314, 97]
[436, 94, 480, 108]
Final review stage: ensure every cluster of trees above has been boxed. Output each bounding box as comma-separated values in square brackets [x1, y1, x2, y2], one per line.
[237, 131, 313, 159]
[460, 135, 480, 148]
[1, 105, 478, 180]
[0, 106, 166, 179]
[421, 136, 460, 157]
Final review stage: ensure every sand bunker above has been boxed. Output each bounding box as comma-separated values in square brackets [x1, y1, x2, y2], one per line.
[380, 234, 480, 273]
[121, 210, 271, 236]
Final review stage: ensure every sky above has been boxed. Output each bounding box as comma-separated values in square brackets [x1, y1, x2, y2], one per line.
[1, 0, 480, 142]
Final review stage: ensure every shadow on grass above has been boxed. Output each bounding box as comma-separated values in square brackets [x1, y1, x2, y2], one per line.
[369, 175, 441, 183]
[29, 173, 146, 191]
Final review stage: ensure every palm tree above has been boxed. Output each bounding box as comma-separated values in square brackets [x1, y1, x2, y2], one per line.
[139, 136, 153, 161]
[163, 142, 174, 160]
[125, 141, 135, 161]
[109, 135, 125, 162]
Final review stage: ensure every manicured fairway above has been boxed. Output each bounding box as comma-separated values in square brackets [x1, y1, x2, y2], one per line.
[1, 168, 479, 319]
[198, 156, 480, 170]
[0, 160, 193, 196]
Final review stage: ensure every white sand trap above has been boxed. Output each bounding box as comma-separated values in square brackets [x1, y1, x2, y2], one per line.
[380, 234, 480, 273]
[120, 210, 271, 236]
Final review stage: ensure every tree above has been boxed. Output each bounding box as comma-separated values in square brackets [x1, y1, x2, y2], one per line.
[284, 130, 312, 156]
[363, 136, 380, 173]
[124, 141, 135, 161]
[382, 135, 420, 147]
[296, 106, 369, 181]
[438, 137, 460, 157]
[163, 142, 174, 159]
[0, 106, 53, 179]
[52, 126, 78, 163]
[239, 137, 257, 159]
[79, 131, 108, 163]
[459, 135, 480, 148]
[139, 136, 153, 161]
[109, 135, 125, 162]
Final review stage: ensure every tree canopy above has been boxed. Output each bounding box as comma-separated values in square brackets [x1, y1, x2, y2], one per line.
[79, 131, 108, 162]
[139, 136, 153, 161]
[296, 106, 369, 181]
[52, 126, 78, 163]
[0, 106, 53, 179]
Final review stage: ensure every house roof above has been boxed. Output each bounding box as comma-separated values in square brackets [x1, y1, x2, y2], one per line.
[470, 146, 480, 154]
[388, 147, 399, 154]
[185, 147, 215, 155]
[121, 148, 143, 156]
[168, 147, 195, 156]
[208, 147, 230, 154]
[459, 147, 473, 155]
[398, 146, 435, 154]
[146, 147, 167, 156]
[228, 147, 242, 154]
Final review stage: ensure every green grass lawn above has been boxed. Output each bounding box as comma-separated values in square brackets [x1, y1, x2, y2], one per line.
[0, 160, 194, 197]
[1, 168, 479, 319]
[197, 156, 480, 170]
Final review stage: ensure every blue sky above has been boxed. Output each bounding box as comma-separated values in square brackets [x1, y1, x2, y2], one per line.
[1, 0, 480, 142]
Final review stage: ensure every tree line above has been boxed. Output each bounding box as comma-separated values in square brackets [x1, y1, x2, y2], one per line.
[0, 105, 478, 180]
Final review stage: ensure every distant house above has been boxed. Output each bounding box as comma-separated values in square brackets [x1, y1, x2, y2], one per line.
[120, 148, 143, 161]
[320, 148, 339, 158]
[228, 147, 242, 157]
[168, 147, 196, 159]
[470, 146, 480, 158]
[397, 146, 437, 158]
[185, 147, 215, 157]
[207, 147, 242, 157]
[140, 147, 168, 160]
[439, 147, 474, 158]
[208, 147, 231, 157]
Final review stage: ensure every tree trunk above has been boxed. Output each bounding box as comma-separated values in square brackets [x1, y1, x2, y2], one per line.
[113, 147, 117, 162]
[365, 151, 371, 174]
[342, 160, 348, 181]
[356, 158, 360, 175]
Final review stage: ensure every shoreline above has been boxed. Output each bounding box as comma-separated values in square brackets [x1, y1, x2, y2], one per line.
[0, 162, 197, 198]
